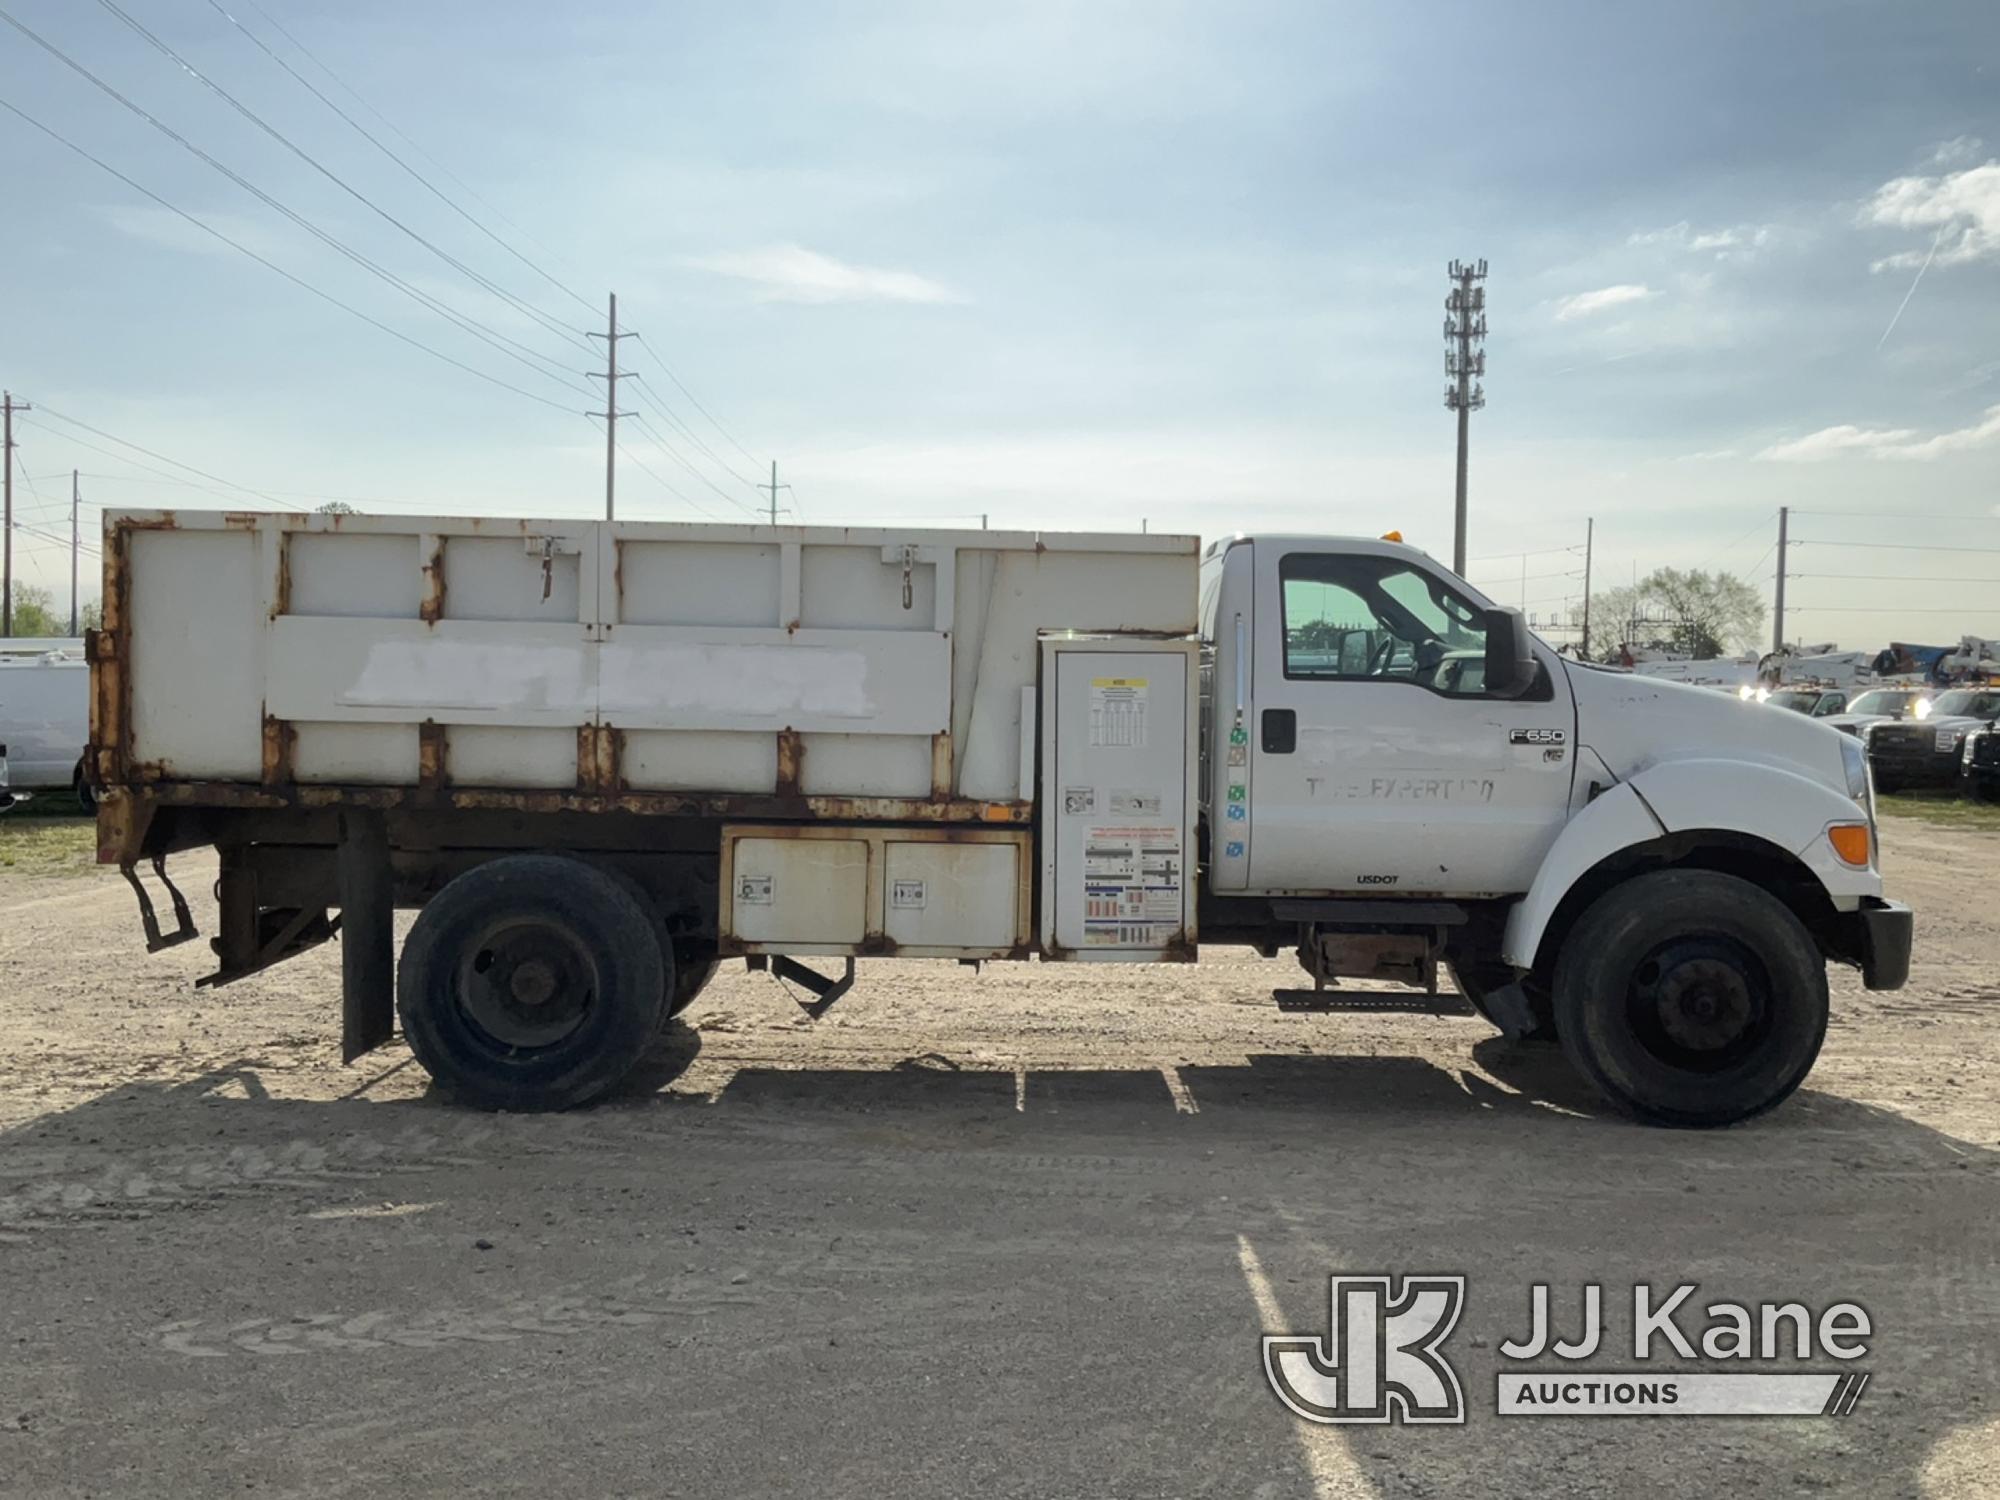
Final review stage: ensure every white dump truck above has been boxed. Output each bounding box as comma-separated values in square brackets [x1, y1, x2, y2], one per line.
[90, 511, 1911, 1126]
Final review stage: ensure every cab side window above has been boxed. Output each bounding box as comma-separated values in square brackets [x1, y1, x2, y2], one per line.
[1280, 554, 1493, 696]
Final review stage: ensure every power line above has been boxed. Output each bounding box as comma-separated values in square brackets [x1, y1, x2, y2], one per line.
[0, 13, 593, 400]
[27, 406, 311, 513]
[197, 1, 771, 484]
[1788, 572, 1999, 584]
[96, 0, 594, 361]
[1788, 508, 1999, 522]
[1794, 539, 2000, 556]
[201, 0, 600, 349]
[626, 414, 764, 518]
[0, 93, 583, 416]
[629, 375, 763, 492]
[232, 0, 601, 319]
[632, 333, 765, 470]
[1786, 605, 2000, 615]
[1468, 544, 1577, 564]
[598, 427, 728, 523]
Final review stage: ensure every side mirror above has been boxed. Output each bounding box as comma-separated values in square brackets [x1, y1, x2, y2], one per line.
[1483, 606, 1537, 699]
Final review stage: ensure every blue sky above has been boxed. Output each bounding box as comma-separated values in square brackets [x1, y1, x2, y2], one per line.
[2, 0, 1996, 649]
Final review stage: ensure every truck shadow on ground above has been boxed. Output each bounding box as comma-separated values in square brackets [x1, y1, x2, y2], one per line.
[3, 1043, 1995, 1498]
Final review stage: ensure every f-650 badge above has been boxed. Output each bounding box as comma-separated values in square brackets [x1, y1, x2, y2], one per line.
[1509, 729, 1567, 746]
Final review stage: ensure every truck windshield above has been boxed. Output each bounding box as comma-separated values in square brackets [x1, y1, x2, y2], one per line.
[1848, 690, 1918, 716]
[1932, 690, 2000, 719]
[1767, 691, 1819, 713]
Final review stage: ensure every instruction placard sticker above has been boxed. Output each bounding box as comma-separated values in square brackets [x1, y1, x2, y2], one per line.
[1063, 785, 1097, 816]
[737, 874, 774, 906]
[890, 878, 927, 910]
[1088, 677, 1149, 749]
[1080, 825, 1182, 946]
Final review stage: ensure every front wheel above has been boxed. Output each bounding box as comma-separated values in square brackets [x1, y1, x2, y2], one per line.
[1553, 870, 1828, 1127]
[397, 855, 669, 1111]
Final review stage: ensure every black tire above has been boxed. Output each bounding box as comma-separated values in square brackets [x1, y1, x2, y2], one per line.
[73, 760, 95, 813]
[667, 942, 721, 1019]
[1554, 870, 1828, 1128]
[1450, 960, 1557, 1042]
[397, 854, 669, 1111]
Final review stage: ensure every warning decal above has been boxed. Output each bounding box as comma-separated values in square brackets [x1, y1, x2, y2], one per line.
[1081, 825, 1182, 946]
[1088, 677, 1149, 749]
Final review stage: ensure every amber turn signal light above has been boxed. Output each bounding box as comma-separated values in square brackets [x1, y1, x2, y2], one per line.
[1827, 824, 1871, 868]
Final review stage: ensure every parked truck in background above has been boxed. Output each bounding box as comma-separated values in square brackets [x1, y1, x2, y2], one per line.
[0, 641, 91, 809]
[89, 511, 1912, 1127]
[1864, 687, 2000, 793]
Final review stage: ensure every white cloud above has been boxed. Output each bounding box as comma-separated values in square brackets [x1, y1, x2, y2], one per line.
[1864, 161, 2000, 271]
[684, 244, 963, 304]
[1628, 221, 1774, 259]
[1553, 284, 1658, 321]
[1756, 403, 2000, 462]
[1930, 135, 1985, 168]
[93, 202, 289, 260]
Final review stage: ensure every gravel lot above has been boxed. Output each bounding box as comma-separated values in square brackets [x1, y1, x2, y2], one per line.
[0, 812, 1994, 1497]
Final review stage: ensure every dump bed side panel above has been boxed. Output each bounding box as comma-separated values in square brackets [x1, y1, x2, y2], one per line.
[101, 512, 1197, 813]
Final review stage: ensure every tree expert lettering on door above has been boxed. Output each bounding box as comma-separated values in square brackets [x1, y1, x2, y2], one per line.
[1297, 777, 1498, 802]
[1264, 1276, 1874, 1425]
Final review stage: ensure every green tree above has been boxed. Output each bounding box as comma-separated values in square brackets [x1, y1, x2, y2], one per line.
[1587, 568, 1764, 660]
[2, 581, 62, 637]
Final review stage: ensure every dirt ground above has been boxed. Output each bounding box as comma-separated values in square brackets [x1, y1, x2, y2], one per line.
[0, 813, 1995, 1498]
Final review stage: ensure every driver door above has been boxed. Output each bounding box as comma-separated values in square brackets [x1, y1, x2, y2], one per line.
[1244, 544, 1577, 896]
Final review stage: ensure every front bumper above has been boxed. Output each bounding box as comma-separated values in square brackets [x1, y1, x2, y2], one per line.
[1845, 897, 1913, 991]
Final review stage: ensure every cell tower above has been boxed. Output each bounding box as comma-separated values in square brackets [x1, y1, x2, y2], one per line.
[1443, 259, 1488, 576]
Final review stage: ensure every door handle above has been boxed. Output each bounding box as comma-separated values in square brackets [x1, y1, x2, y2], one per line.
[1261, 708, 1296, 754]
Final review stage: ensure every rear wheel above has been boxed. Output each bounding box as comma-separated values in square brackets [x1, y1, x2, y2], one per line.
[1554, 870, 1827, 1127]
[397, 855, 669, 1111]
[72, 759, 95, 812]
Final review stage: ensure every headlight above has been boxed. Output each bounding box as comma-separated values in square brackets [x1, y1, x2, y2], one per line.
[1840, 732, 1872, 811]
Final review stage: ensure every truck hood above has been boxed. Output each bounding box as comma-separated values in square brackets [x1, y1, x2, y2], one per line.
[1561, 660, 1850, 792]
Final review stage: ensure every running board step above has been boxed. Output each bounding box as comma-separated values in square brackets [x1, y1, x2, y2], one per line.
[1272, 989, 1475, 1016]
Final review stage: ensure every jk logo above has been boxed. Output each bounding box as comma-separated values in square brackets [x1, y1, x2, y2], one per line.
[1263, 1276, 1467, 1424]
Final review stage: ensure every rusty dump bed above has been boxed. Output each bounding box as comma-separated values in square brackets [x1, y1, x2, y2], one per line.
[90, 510, 1198, 865]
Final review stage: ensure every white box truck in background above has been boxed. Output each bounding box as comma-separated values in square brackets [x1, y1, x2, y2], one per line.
[90, 511, 1911, 1126]
[0, 640, 89, 809]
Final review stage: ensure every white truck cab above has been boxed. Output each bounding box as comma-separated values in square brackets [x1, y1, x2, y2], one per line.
[94, 513, 1912, 1127]
[1198, 533, 1908, 1124]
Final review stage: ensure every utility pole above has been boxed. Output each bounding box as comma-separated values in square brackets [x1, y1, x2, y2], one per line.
[586, 293, 635, 520]
[2, 391, 29, 637]
[1443, 259, 1488, 576]
[1772, 505, 1789, 653]
[70, 470, 80, 637]
[1579, 516, 1594, 661]
[758, 461, 791, 527]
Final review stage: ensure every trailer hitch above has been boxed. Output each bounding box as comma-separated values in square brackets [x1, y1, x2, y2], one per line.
[746, 953, 856, 1019]
[121, 855, 197, 953]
